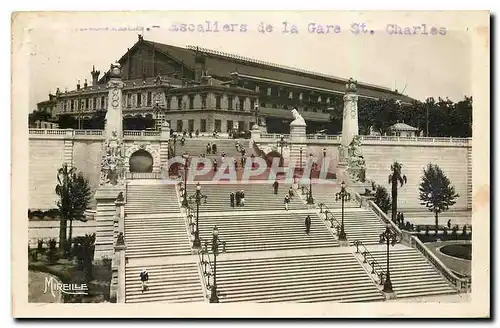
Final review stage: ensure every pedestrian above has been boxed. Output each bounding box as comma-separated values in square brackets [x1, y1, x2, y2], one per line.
[212, 143, 217, 154]
[240, 190, 245, 206]
[305, 215, 311, 234]
[140, 269, 149, 293]
[213, 159, 218, 172]
[447, 219, 451, 229]
[180, 136, 185, 146]
[284, 194, 290, 211]
[401, 212, 405, 225]
[195, 129, 199, 137]
[241, 156, 246, 167]
[235, 190, 241, 206]
[230, 192, 235, 207]
[189, 131, 193, 138]
[288, 186, 294, 198]
[273, 180, 279, 194]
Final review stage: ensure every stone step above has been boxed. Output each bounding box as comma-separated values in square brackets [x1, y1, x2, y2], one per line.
[125, 262, 205, 303]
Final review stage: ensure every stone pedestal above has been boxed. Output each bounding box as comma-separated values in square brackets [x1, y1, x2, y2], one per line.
[336, 161, 350, 184]
[289, 118, 307, 170]
[94, 184, 125, 260]
[338, 240, 350, 247]
[383, 291, 397, 300]
[250, 124, 261, 142]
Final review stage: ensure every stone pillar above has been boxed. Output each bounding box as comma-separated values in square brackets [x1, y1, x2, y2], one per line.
[341, 78, 359, 149]
[100, 62, 126, 187]
[160, 121, 171, 175]
[250, 123, 261, 142]
[289, 119, 307, 170]
[105, 63, 125, 139]
[337, 78, 359, 183]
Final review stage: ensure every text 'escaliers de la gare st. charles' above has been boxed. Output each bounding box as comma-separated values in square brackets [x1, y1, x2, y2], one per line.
[168, 21, 448, 36]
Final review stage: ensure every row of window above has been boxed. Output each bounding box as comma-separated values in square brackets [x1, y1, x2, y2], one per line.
[257, 85, 341, 104]
[63, 96, 107, 112]
[165, 94, 256, 111]
[166, 119, 254, 133]
[126, 92, 153, 108]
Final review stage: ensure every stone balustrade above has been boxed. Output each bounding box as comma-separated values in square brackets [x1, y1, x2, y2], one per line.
[256, 132, 471, 146]
[28, 128, 167, 141]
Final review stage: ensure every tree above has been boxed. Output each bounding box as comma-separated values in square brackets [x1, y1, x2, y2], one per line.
[67, 172, 92, 250]
[373, 185, 392, 214]
[419, 163, 459, 228]
[388, 162, 407, 222]
[55, 164, 92, 254]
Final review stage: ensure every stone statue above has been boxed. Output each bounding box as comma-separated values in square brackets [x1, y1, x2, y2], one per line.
[100, 132, 124, 186]
[348, 135, 363, 158]
[290, 108, 306, 126]
[107, 130, 121, 157]
[346, 136, 366, 182]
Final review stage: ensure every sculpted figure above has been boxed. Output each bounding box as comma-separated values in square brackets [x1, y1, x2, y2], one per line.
[290, 108, 306, 125]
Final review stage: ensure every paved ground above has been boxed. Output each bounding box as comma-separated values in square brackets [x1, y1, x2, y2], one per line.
[426, 241, 471, 276]
[403, 211, 472, 227]
[385, 292, 471, 303]
[28, 220, 96, 245]
[28, 271, 62, 303]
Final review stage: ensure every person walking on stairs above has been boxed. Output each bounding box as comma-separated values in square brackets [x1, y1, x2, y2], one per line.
[240, 190, 245, 206]
[284, 194, 290, 211]
[212, 143, 217, 154]
[305, 215, 312, 234]
[288, 186, 294, 199]
[140, 269, 149, 293]
[206, 143, 211, 154]
[273, 180, 279, 195]
[230, 192, 235, 207]
[447, 219, 451, 229]
[235, 190, 241, 207]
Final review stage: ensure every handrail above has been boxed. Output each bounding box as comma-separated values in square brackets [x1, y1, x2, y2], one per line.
[367, 199, 403, 236]
[353, 240, 386, 286]
[317, 203, 344, 236]
[411, 235, 471, 292]
[198, 247, 213, 299]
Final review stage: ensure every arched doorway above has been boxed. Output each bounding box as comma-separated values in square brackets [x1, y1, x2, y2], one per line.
[129, 149, 153, 173]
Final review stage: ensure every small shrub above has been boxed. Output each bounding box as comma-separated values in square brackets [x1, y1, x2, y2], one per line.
[47, 238, 59, 264]
[37, 239, 45, 254]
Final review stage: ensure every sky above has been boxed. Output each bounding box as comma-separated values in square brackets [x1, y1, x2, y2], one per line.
[20, 11, 473, 111]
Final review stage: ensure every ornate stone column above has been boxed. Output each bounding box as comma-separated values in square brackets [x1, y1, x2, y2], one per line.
[94, 63, 127, 260]
[337, 78, 359, 183]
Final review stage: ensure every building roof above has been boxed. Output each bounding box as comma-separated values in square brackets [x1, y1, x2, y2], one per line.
[389, 122, 419, 131]
[122, 39, 415, 103]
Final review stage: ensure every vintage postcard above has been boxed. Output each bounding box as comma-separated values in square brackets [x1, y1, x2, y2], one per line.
[12, 10, 490, 318]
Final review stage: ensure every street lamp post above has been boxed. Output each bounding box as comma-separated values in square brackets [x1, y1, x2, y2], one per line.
[182, 152, 190, 207]
[276, 135, 288, 167]
[379, 224, 399, 294]
[207, 225, 226, 303]
[307, 153, 314, 204]
[335, 181, 351, 241]
[188, 182, 207, 249]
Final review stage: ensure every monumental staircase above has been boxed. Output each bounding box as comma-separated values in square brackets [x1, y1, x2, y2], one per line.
[175, 138, 248, 158]
[119, 180, 465, 303]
